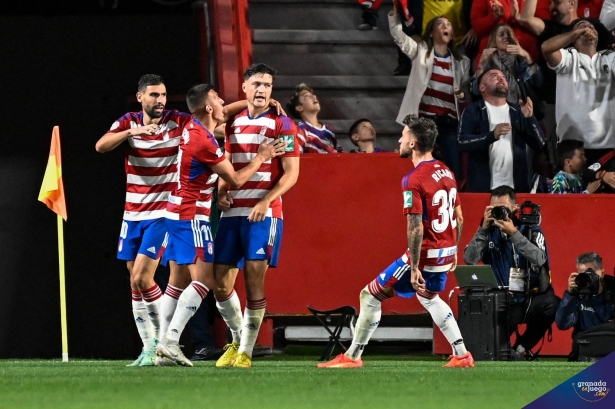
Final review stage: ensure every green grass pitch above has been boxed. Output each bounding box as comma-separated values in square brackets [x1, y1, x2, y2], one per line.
[0, 357, 590, 409]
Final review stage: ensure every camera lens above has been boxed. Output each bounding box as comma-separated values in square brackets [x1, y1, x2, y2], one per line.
[491, 206, 508, 221]
[575, 273, 591, 290]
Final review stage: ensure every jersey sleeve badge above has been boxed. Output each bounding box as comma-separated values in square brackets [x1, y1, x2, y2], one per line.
[279, 134, 295, 152]
[403, 191, 412, 209]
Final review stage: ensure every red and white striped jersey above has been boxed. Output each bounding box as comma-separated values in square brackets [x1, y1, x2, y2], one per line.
[418, 53, 457, 119]
[297, 121, 337, 154]
[401, 159, 460, 272]
[223, 109, 300, 219]
[166, 118, 225, 222]
[108, 110, 192, 221]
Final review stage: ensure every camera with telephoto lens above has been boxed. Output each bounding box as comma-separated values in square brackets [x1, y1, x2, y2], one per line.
[574, 268, 600, 300]
[518, 201, 541, 225]
[490, 206, 511, 221]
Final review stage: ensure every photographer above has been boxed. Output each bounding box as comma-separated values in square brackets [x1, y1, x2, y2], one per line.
[464, 185, 560, 360]
[555, 252, 615, 361]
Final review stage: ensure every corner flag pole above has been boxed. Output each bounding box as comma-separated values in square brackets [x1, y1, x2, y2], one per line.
[57, 214, 68, 362]
[38, 126, 69, 362]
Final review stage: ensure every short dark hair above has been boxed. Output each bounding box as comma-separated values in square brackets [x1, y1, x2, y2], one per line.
[477, 67, 505, 88]
[557, 140, 584, 169]
[243, 63, 277, 81]
[577, 252, 603, 269]
[490, 185, 516, 202]
[286, 83, 314, 119]
[402, 115, 437, 153]
[348, 118, 372, 147]
[138, 74, 164, 92]
[186, 83, 215, 113]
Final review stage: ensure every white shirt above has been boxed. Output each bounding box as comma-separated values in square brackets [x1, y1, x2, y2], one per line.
[551, 49, 615, 149]
[485, 101, 514, 189]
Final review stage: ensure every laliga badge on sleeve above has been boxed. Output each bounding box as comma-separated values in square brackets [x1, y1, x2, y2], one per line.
[588, 162, 602, 172]
[279, 134, 295, 152]
[207, 242, 213, 255]
[403, 191, 412, 209]
[509, 268, 527, 292]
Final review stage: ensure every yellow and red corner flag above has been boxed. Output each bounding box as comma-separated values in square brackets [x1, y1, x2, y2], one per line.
[38, 126, 69, 362]
[38, 126, 67, 220]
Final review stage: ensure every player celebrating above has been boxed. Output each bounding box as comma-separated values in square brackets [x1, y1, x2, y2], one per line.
[154, 84, 285, 367]
[96, 74, 192, 366]
[214, 63, 300, 368]
[318, 116, 474, 368]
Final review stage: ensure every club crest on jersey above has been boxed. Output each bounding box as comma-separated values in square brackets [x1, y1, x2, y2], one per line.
[280, 134, 295, 152]
[403, 191, 412, 208]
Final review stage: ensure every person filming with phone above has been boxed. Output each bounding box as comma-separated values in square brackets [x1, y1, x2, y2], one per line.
[464, 186, 560, 360]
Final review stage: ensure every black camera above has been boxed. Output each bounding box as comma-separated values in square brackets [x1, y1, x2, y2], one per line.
[574, 268, 601, 300]
[519, 201, 541, 225]
[490, 206, 511, 221]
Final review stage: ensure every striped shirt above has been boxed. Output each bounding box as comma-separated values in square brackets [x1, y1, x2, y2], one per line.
[402, 160, 460, 272]
[223, 109, 300, 219]
[108, 110, 192, 221]
[297, 121, 337, 154]
[419, 53, 457, 119]
[166, 118, 225, 221]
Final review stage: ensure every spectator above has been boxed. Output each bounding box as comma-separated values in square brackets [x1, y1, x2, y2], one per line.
[348, 118, 388, 153]
[579, 0, 606, 18]
[357, 1, 416, 75]
[389, 7, 470, 179]
[458, 68, 545, 192]
[357, 0, 383, 30]
[286, 83, 338, 154]
[516, 0, 614, 168]
[472, 0, 540, 66]
[555, 252, 615, 361]
[599, 0, 615, 29]
[473, 24, 537, 105]
[551, 140, 602, 193]
[581, 149, 615, 193]
[464, 186, 560, 360]
[542, 20, 615, 164]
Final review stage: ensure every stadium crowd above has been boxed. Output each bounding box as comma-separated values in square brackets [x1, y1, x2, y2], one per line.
[299, 0, 615, 194]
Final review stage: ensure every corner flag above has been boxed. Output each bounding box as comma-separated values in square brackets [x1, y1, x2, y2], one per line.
[38, 126, 69, 362]
[38, 126, 67, 220]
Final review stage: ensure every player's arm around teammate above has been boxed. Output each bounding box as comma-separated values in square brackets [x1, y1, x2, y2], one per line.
[156, 84, 284, 367]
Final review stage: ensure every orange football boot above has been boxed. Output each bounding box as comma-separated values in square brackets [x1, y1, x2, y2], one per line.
[317, 354, 364, 368]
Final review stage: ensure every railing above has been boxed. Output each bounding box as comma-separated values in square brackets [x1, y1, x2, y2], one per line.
[195, 0, 253, 102]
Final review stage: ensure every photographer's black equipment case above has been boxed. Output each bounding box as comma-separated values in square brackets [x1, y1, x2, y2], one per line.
[573, 323, 615, 361]
[458, 290, 511, 361]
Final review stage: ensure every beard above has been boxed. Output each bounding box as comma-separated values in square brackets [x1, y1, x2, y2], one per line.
[145, 105, 164, 119]
[399, 147, 412, 158]
[494, 85, 508, 97]
[551, 10, 563, 23]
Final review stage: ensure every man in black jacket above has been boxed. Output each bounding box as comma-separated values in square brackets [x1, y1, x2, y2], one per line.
[555, 252, 615, 361]
[458, 68, 545, 192]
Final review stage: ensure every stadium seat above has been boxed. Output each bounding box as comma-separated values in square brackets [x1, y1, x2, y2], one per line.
[307, 305, 356, 361]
